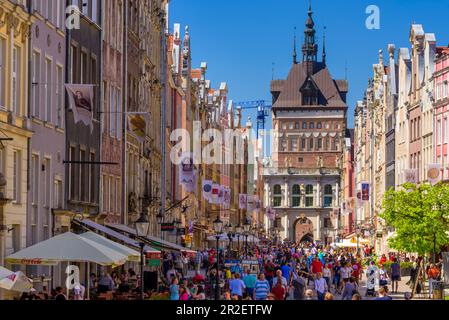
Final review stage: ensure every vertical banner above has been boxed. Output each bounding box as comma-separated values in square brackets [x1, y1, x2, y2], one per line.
[65, 84, 94, 132]
[179, 153, 196, 193]
[361, 182, 370, 202]
[254, 196, 261, 214]
[202, 180, 213, 202]
[266, 207, 276, 221]
[246, 195, 254, 212]
[211, 183, 220, 204]
[239, 194, 247, 210]
[404, 169, 418, 184]
[427, 164, 441, 185]
[127, 113, 149, 143]
[217, 185, 225, 205]
[223, 187, 231, 208]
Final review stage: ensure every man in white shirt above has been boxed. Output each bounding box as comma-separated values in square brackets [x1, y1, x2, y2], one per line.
[314, 273, 328, 301]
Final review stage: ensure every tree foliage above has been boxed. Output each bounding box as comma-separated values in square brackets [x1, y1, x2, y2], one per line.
[380, 183, 449, 255]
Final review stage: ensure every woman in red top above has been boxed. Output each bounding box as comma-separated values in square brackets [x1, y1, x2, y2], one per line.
[271, 280, 286, 300]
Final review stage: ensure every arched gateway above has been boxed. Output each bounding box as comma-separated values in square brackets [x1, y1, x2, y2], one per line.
[294, 216, 314, 243]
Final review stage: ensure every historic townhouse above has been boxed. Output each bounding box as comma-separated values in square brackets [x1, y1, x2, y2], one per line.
[61, 0, 102, 224]
[25, 0, 67, 283]
[0, 0, 33, 299]
[100, 0, 124, 224]
[263, 5, 348, 244]
[434, 46, 449, 181]
[124, 0, 167, 237]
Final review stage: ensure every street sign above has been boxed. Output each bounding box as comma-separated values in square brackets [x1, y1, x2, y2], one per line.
[161, 223, 175, 232]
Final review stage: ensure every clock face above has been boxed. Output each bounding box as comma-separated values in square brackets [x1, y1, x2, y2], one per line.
[428, 168, 439, 179]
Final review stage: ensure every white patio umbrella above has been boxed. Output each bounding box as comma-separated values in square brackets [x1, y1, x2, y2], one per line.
[78, 231, 141, 262]
[0, 266, 33, 293]
[6, 232, 128, 266]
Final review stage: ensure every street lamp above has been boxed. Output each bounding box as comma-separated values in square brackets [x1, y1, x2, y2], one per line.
[213, 216, 223, 300]
[243, 220, 250, 258]
[235, 224, 242, 256]
[134, 212, 150, 300]
[226, 223, 233, 256]
[355, 226, 362, 256]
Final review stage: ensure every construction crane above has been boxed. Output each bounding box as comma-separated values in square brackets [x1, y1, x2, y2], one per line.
[232, 100, 272, 138]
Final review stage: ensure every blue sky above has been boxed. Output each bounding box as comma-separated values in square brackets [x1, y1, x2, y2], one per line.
[170, 0, 449, 128]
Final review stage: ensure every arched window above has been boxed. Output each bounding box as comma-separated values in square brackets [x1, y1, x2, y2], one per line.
[292, 184, 301, 207]
[324, 184, 333, 207]
[305, 185, 314, 207]
[273, 184, 282, 207]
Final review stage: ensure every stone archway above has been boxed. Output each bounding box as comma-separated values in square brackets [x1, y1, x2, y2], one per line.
[294, 216, 314, 244]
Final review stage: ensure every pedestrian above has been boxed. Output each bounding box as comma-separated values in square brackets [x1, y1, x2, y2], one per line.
[54, 287, 67, 301]
[264, 259, 276, 288]
[341, 277, 357, 300]
[169, 278, 180, 300]
[254, 273, 270, 300]
[291, 269, 306, 300]
[352, 293, 362, 300]
[242, 268, 256, 298]
[192, 286, 206, 300]
[324, 292, 334, 300]
[427, 263, 440, 299]
[272, 270, 288, 293]
[97, 272, 114, 293]
[314, 272, 328, 301]
[229, 273, 246, 300]
[374, 286, 392, 300]
[332, 260, 342, 294]
[390, 258, 401, 293]
[305, 289, 314, 300]
[271, 278, 286, 300]
[179, 285, 189, 301]
[323, 261, 332, 289]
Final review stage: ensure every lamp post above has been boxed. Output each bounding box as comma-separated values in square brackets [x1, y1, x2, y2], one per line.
[213, 216, 224, 300]
[134, 212, 150, 300]
[243, 219, 250, 258]
[226, 223, 233, 256]
[355, 226, 362, 256]
[236, 224, 242, 257]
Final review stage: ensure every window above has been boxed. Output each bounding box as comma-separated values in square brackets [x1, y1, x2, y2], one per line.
[444, 118, 448, 144]
[91, 56, 97, 108]
[44, 158, 51, 207]
[309, 138, 314, 150]
[302, 122, 307, 129]
[102, 174, 108, 212]
[282, 123, 287, 130]
[117, 89, 122, 140]
[31, 51, 40, 117]
[12, 224, 21, 253]
[54, 180, 62, 209]
[291, 138, 298, 151]
[289, 123, 294, 130]
[298, 157, 303, 163]
[80, 51, 88, 84]
[324, 184, 333, 207]
[438, 119, 442, 145]
[45, 58, 52, 122]
[318, 138, 322, 150]
[13, 150, 21, 202]
[309, 122, 314, 129]
[292, 185, 301, 207]
[79, 149, 86, 201]
[89, 151, 95, 203]
[317, 122, 322, 129]
[110, 86, 116, 137]
[31, 154, 39, 205]
[301, 139, 306, 150]
[70, 45, 77, 83]
[56, 65, 63, 127]
[12, 47, 20, 115]
[305, 185, 314, 207]
[273, 185, 282, 207]
[69, 146, 76, 200]
[116, 177, 121, 214]
[0, 38, 5, 107]
[0, 148, 4, 177]
[295, 122, 300, 129]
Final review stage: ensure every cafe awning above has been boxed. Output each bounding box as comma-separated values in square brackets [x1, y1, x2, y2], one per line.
[74, 218, 160, 255]
[106, 223, 196, 254]
[6, 232, 128, 266]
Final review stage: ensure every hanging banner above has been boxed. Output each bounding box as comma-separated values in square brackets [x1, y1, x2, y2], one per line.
[179, 153, 196, 193]
[427, 163, 441, 185]
[239, 194, 247, 210]
[246, 195, 254, 212]
[404, 169, 418, 184]
[223, 187, 231, 208]
[254, 196, 261, 213]
[202, 180, 213, 201]
[217, 185, 225, 205]
[361, 182, 370, 202]
[127, 113, 149, 143]
[65, 84, 94, 132]
[210, 183, 220, 204]
[266, 207, 276, 221]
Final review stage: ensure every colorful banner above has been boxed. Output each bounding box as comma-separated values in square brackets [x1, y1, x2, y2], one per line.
[239, 194, 247, 210]
[266, 207, 276, 221]
[404, 169, 418, 184]
[223, 187, 231, 208]
[246, 195, 254, 212]
[361, 182, 370, 201]
[427, 164, 441, 185]
[65, 84, 94, 132]
[211, 183, 221, 204]
[202, 180, 213, 201]
[179, 153, 196, 193]
[127, 113, 149, 143]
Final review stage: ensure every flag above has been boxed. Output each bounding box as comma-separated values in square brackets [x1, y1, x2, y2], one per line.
[404, 169, 418, 184]
[179, 153, 195, 193]
[202, 180, 213, 201]
[246, 195, 254, 212]
[211, 183, 220, 204]
[427, 164, 441, 185]
[65, 84, 94, 132]
[361, 182, 370, 201]
[217, 185, 225, 205]
[127, 113, 149, 143]
[239, 194, 247, 210]
[223, 187, 231, 208]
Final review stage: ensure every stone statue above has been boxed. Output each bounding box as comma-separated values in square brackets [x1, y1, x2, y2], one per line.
[317, 156, 324, 168]
[336, 155, 341, 168]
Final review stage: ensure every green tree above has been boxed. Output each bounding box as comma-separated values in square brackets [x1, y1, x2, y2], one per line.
[381, 183, 449, 258]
